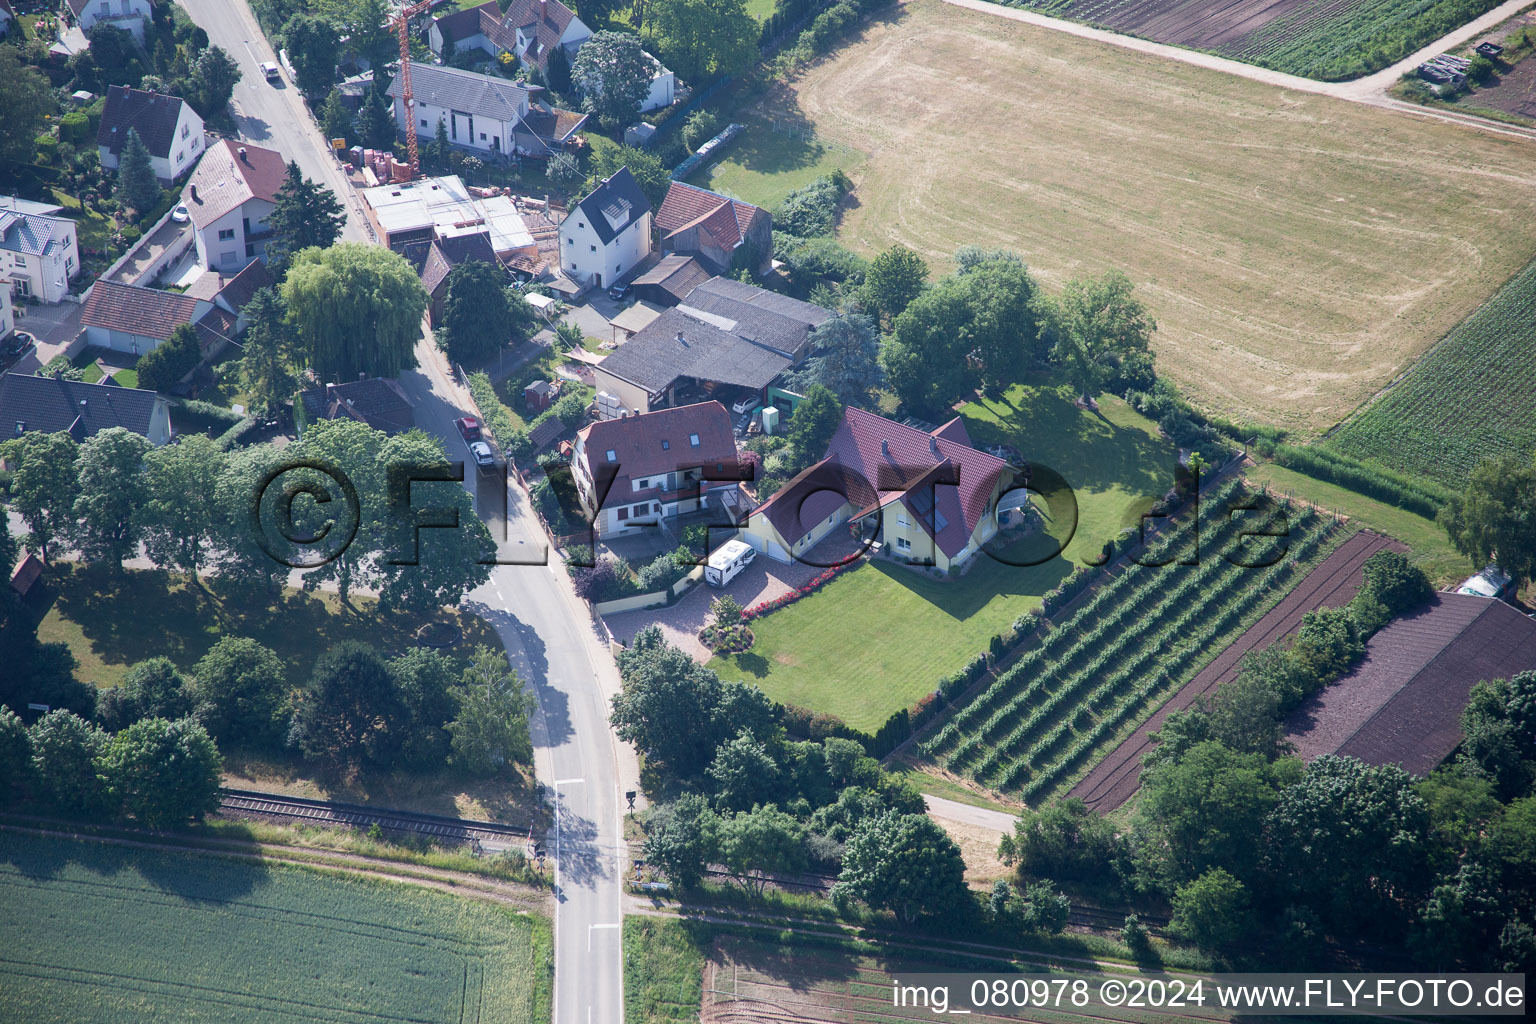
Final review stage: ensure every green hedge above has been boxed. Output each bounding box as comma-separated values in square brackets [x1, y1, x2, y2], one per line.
[1272, 444, 1452, 519]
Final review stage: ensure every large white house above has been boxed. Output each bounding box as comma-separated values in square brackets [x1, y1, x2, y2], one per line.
[66, 0, 155, 42]
[385, 63, 586, 158]
[559, 168, 651, 290]
[0, 196, 81, 305]
[184, 139, 285, 272]
[97, 85, 204, 185]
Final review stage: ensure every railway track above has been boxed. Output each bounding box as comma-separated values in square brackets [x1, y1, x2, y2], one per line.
[218, 789, 537, 850]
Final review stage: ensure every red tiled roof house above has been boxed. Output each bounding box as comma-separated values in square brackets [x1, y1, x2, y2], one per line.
[571, 401, 740, 538]
[741, 407, 1015, 570]
[654, 182, 772, 277]
[185, 140, 286, 272]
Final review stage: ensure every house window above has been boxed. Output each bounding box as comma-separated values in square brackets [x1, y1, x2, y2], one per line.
[896, 537, 911, 551]
[897, 513, 910, 528]
[578, 221, 585, 229]
[569, 262, 576, 270]
[605, 449, 616, 462]
[245, 243, 255, 258]
[589, 245, 596, 252]
[617, 506, 629, 521]
[421, 119, 429, 128]
[688, 433, 699, 447]
[218, 228, 235, 241]
[175, 150, 183, 163]
[182, 124, 190, 139]
[479, 133, 487, 141]
[66, 256, 74, 272]
[13, 421, 24, 436]
[660, 439, 669, 450]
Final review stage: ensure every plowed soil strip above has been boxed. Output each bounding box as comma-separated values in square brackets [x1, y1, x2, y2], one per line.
[1068, 530, 1401, 811]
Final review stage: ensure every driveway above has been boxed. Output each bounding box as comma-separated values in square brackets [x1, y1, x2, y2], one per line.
[603, 532, 865, 662]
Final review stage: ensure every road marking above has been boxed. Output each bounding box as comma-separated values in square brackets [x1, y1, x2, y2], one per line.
[555, 778, 585, 786]
[588, 923, 619, 951]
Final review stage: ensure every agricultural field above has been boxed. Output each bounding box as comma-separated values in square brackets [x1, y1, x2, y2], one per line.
[1004, 0, 1506, 79]
[782, 0, 1536, 434]
[0, 831, 551, 1024]
[923, 480, 1344, 802]
[709, 385, 1180, 733]
[1325, 256, 1536, 485]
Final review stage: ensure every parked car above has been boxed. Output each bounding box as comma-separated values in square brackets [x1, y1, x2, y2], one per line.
[607, 282, 630, 302]
[261, 61, 281, 83]
[469, 440, 496, 469]
[1457, 564, 1515, 601]
[455, 416, 482, 443]
[730, 396, 756, 416]
[706, 539, 756, 587]
[171, 203, 190, 223]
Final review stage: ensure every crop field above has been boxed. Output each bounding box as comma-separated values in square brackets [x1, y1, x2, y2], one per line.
[0, 831, 550, 1024]
[1325, 256, 1536, 485]
[922, 479, 1344, 802]
[782, 0, 1536, 435]
[1005, 0, 1506, 79]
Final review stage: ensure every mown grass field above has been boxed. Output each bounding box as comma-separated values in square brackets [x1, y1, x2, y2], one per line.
[1245, 462, 1470, 584]
[0, 831, 551, 1024]
[1325, 255, 1536, 485]
[686, 115, 866, 211]
[709, 386, 1178, 732]
[778, 0, 1536, 435]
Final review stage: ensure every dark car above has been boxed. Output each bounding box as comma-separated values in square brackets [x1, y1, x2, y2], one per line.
[607, 282, 630, 302]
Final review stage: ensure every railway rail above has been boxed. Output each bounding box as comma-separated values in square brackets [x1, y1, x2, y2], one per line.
[218, 788, 538, 850]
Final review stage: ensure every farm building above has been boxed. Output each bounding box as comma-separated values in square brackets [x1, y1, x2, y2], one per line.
[1285, 594, 1536, 775]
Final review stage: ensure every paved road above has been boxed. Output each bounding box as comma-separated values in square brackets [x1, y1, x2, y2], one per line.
[180, 4, 636, 1021]
[944, 0, 1536, 141]
[923, 793, 1017, 834]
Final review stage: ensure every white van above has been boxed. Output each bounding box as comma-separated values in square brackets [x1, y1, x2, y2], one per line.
[706, 539, 756, 587]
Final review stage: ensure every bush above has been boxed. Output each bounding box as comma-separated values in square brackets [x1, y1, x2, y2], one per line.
[775, 173, 853, 238]
[59, 111, 92, 145]
[550, 391, 588, 428]
[34, 134, 59, 163]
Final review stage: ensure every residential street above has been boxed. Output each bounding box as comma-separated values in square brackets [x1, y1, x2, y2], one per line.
[177, 4, 633, 1021]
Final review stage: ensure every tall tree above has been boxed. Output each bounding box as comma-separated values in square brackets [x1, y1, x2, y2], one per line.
[831, 811, 969, 923]
[881, 284, 972, 414]
[1439, 451, 1536, 591]
[582, 144, 670, 209]
[447, 646, 536, 774]
[139, 434, 226, 576]
[355, 91, 397, 149]
[788, 313, 883, 410]
[571, 30, 653, 131]
[642, 793, 719, 889]
[115, 128, 160, 219]
[211, 444, 297, 600]
[71, 428, 151, 571]
[266, 161, 347, 271]
[546, 40, 574, 95]
[95, 658, 195, 733]
[435, 261, 513, 364]
[284, 13, 343, 98]
[289, 418, 388, 604]
[289, 642, 405, 768]
[959, 253, 1042, 393]
[0, 49, 55, 170]
[28, 710, 109, 817]
[321, 88, 354, 147]
[1, 432, 81, 561]
[134, 322, 202, 392]
[861, 244, 928, 327]
[784, 384, 842, 473]
[188, 45, 242, 116]
[389, 647, 458, 769]
[1169, 868, 1253, 951]
[647, 0, 758, 81]
[101, 717, 223, 827]
[0, 706, 33, 800]
[192, 637, 290, 748]
[282, 243, 428, 381]
[1459, 671, 1536, 801]
[237, 287, 298, 419]
[1051, 269, 1157, 402]
[715, 804, 807, 895]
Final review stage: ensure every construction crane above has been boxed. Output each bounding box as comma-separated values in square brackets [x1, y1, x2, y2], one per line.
[392, 0, 437, 179]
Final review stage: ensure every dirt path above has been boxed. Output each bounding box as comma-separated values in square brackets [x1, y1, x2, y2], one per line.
[1066, 530, 1403, 812]
[941, 0, 1536, 140]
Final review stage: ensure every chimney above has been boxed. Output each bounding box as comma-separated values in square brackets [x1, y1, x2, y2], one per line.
[189, 183, 199, 201]
[238, 146, 248, 163]
[880, 439, 890, 457]
[675, 331, 686, 345]
[929, 435, 940, 457]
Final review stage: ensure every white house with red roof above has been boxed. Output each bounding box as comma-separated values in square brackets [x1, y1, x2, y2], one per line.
[654, 182, 772, 276]
[96, 85, 203, 183]
[66, 0, 155, 42]
[184, 139, 286, 272]
[742, 408, 1016, 569]
[571, 401, 741, 538]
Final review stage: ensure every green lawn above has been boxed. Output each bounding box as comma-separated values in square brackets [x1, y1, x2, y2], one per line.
[686, 116, 866, 211]
[710, 385, 1179, 732]
[624, 918, 707, 1024]
[1245, 462, 1471, 586]
[0, 831, 550, 1024]
[745, 0, 777, 20]
[32, 564, 505, 690]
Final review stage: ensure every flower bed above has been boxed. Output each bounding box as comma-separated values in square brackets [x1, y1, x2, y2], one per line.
[740, 559, 858, 621]
[699, 622, 755, 655]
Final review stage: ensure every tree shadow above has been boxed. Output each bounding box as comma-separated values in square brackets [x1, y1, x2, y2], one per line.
[0, 827, 266, 902]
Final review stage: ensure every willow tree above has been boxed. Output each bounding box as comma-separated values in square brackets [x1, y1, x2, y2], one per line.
[281, 243, 428, 382]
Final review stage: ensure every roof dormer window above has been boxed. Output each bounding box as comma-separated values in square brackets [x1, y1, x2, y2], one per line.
[660, 439, 669, 450]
